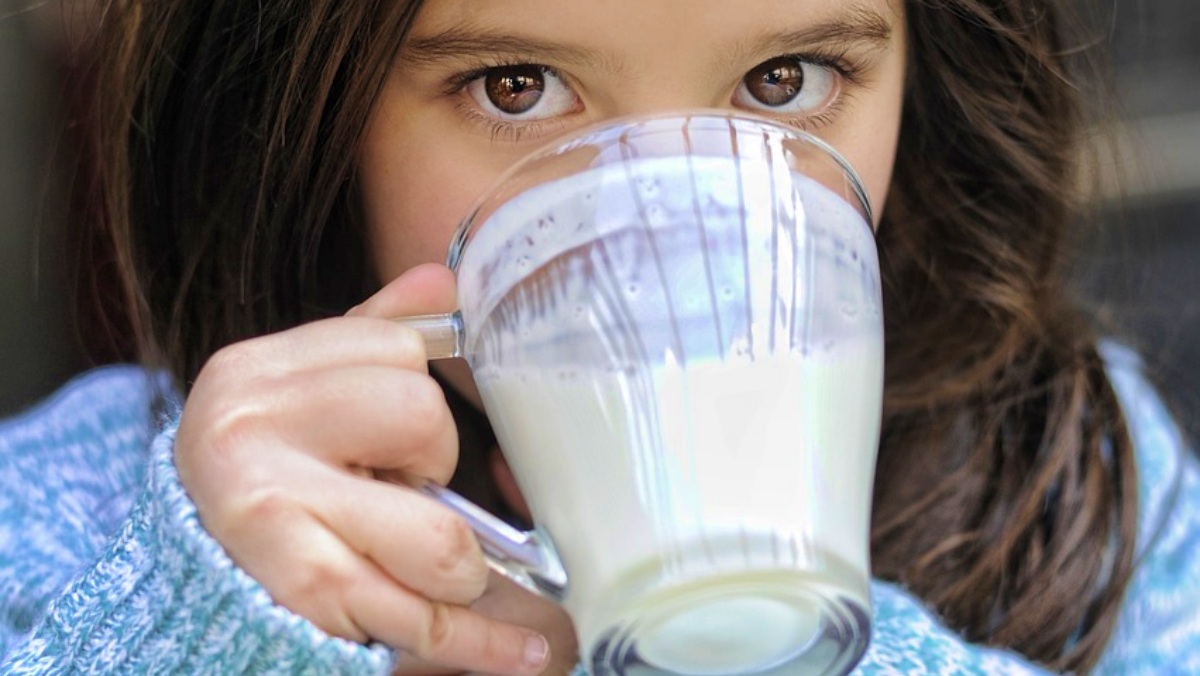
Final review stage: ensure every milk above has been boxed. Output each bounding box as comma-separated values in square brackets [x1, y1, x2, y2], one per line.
[477, 342, 882, 662]
[457, 153, 882, 671]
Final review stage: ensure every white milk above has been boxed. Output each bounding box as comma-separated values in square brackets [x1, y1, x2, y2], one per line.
[457, 153, 882, 671]
[477, 342, 883, 666]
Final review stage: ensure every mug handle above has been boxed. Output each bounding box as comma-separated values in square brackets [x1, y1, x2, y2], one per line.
[418, 481, 569, 602]
[393, 312, 570, 602]
[393, 312, 466, 360]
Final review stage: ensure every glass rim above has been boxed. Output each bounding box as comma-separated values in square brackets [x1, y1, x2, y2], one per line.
[444, 109, 875, 272]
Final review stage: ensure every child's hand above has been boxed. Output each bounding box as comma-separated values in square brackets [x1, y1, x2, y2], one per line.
[394, 572, 580, 676]
[175, 263, 552, 675]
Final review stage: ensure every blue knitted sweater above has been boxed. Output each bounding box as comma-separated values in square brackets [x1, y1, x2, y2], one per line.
[1, 344, 1197, 674]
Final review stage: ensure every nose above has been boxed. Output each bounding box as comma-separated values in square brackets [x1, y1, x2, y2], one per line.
[589, 61, 738, 120]
[611, 96, 735, 120]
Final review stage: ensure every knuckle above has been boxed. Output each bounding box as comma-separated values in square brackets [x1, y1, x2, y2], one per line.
[197, 397, 274, 477]
[413, 601, 456, 659]
[207, 398, 266, 447]
[177, 394, 277, 518]
[427, 512, 487, 594]
[238, 481, 292, 520]
[186, 361, 277, 459]
[348, 315, 427, 366]
[400, 379, 456, 459]
[278, 548, 356, 607]
[378, 318, 428, 365]
[204, 341, 263, 382]
[217, 480, 293, 538]
[404, 377, 451, 432]
[479, 623, 515, 667]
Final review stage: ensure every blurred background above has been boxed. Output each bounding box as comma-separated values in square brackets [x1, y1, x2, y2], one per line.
[1, 1, 1198, 441]
[1072, 1, 1200, 442]
[0, 2, 91, 416]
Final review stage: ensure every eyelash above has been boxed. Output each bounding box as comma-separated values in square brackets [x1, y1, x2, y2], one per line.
[444, 49, 864, 142]
[775, 49, 861, 132]
[444, 61, 575, 142]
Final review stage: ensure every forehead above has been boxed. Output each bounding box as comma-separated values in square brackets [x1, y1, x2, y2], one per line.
[407, 0, 904, 67]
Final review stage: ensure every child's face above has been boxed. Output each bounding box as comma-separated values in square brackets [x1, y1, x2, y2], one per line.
[360, 0, 906, 283]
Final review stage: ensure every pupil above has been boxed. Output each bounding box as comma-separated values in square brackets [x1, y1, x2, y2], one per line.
[486, 66, 545, 115]
[747, 58, 804, 107]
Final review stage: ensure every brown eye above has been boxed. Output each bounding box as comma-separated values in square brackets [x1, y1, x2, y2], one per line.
[483, 65, 546, 115]
[466, 64, 579, 122]
[734, 57, 838, 116]
[743, 57, 805, 107]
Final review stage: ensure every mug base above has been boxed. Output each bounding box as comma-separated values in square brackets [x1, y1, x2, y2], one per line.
[587, 571, 869, 675]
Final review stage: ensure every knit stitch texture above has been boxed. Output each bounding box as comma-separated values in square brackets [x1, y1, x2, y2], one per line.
[1, 343, 1196, 674]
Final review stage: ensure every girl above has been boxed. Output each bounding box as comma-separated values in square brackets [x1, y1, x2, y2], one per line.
[2, 0, 1198, 674]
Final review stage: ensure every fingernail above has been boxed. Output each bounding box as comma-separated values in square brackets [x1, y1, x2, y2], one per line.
[523, 633, 549, 669]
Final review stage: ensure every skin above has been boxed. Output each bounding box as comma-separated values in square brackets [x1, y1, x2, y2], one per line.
[176, 1, 906, 674]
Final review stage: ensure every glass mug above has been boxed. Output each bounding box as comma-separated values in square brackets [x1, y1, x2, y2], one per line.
[400, 112, 883, 675]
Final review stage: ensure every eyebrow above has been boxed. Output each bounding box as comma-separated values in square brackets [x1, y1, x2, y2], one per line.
[401, 5, 895, 71]
[728, 6, 896, 62]
[401, 25, 616, 72]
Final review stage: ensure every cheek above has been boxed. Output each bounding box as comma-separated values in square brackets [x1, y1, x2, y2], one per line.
[358, 107, 502, 283]
[824, 64, 906, 227]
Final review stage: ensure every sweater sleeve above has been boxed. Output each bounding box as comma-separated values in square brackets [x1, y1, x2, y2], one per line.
[847, 345, 1200, 675]
[851, 581, 1050, 675]
[1093, 343, 1200, 674]
[0, 369, 395, 674]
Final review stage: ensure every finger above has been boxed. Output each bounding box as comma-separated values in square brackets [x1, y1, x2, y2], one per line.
[468, 572, 580, 676]
[205, 439, 483, 606]
[303, 465, 490, 606]
[346, 562, 551, 676]
[178, 365, 458, 543]
[222, 493, 549, 676]
[349, 263, 458, 320]
[390, 659, 463, 676]
[235, 511, 375, 643]
[258, 366, 459, 483]
[198, 316, 431, 391]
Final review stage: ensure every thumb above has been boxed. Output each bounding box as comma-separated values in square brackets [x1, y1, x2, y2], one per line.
[348, 263, 457, 319]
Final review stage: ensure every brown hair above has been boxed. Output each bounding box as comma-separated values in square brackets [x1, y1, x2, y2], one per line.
[81, 0, 425, 379]
[872, 0, 1135, 672]
[81, 0, 1135, 671]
